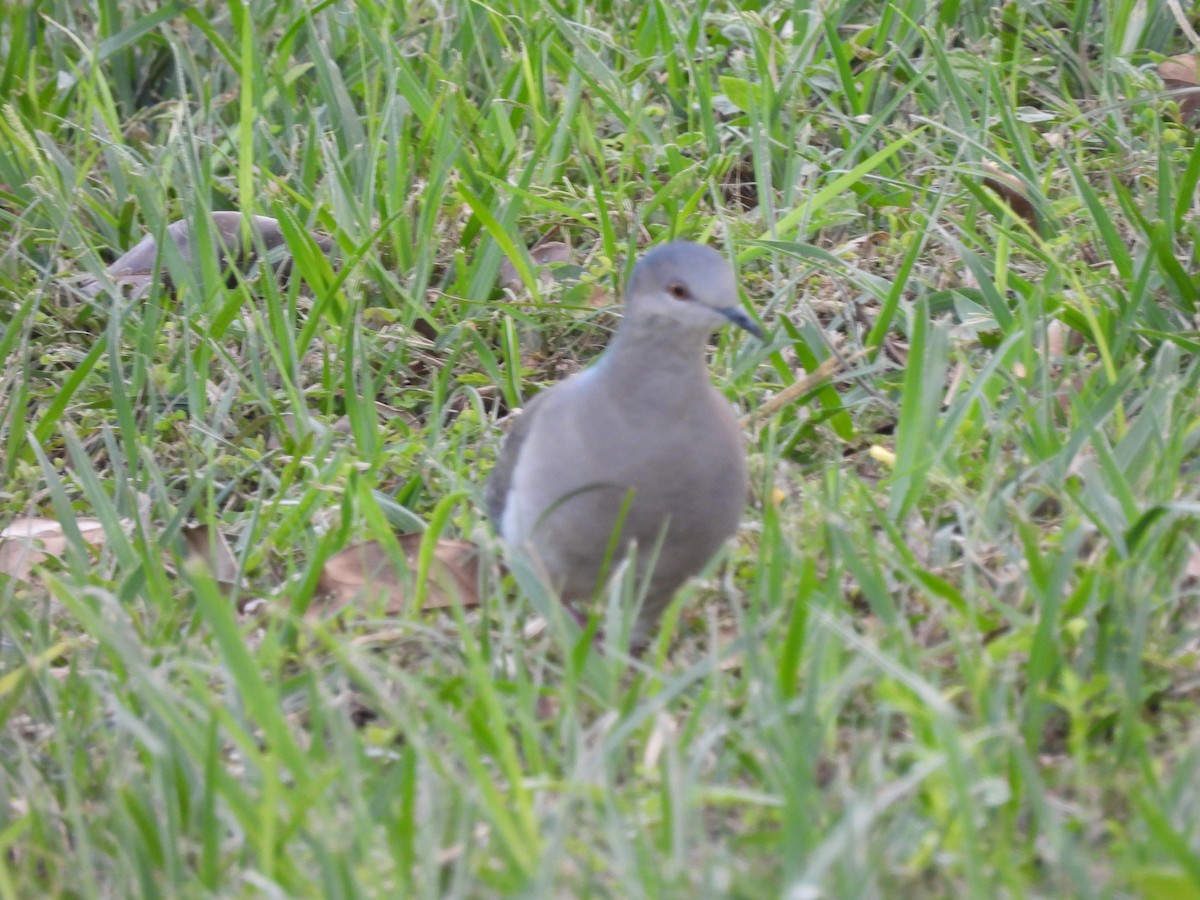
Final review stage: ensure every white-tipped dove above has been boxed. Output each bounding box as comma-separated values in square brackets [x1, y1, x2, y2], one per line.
[487, 241, 761, 647]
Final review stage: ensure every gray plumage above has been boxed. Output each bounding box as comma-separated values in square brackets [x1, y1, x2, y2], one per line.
[488, 241, 761, 646]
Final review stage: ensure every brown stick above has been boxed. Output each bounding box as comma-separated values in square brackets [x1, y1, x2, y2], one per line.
[739, 347, 870, 429]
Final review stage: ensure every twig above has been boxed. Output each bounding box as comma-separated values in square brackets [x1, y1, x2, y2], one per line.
[739, 347, 870, 429]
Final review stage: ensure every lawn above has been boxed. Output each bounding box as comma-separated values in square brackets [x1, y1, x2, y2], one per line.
[2, 0, 1200, 896]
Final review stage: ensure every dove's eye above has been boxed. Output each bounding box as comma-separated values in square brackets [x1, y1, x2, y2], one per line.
[666, 281, 692, 301]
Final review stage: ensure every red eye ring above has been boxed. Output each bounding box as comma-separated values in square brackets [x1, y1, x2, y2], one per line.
[666, 281, 691, 301]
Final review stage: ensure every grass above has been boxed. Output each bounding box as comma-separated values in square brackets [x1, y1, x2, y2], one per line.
[2, 0, 1200, 895]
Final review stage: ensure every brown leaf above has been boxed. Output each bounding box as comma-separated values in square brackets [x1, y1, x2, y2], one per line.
[833, 231, 890, 259]
[0, 517, 108, 583]
[180, 524, 239, 590]
[315, 535, 481, 616]
[981, 164, 1037, 228]
[1159, 55, 1200, 120]
[73, 211, 334, 300]
[498, 240, 573, 291]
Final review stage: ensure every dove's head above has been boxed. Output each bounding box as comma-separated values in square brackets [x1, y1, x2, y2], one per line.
[624, 241, 762, 341]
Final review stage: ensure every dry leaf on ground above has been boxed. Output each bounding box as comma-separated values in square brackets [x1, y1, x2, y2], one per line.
[498, 240, 573, 291]
[73, 211, 334, 299]
[180, 524, 239, 590]
[1159, 55, 1200, 120]
[0, 517, 109, 583]
[315, 535, 481, 616]
[981, 164, 1038, 228]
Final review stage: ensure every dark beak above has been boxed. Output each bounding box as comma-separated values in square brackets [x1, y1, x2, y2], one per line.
[718, 306, 764, 340]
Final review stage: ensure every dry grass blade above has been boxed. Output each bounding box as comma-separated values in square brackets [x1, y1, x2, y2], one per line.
[1187, 541, 1200, 584]
[1164, 0, 1200, 54]
[740, 349, 867, 429]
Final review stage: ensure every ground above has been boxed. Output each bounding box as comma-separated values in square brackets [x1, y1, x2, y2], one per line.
[2, 0, 1200, 896]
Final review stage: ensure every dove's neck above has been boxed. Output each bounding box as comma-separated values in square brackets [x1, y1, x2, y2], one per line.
[597, 317, 714, 401]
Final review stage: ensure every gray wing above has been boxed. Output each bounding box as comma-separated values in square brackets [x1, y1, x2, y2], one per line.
[486, 391, 549, 528]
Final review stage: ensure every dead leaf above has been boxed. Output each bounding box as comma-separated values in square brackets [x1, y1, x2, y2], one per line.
[1159, 55, 1200, 120]
[0, 517, 108, 583]
[180, 524, 239, 590]
[981, 164, 1038, 228]
[73, 211, 335, 300]
[498, 240, 572, 291]
[834, 231, 890, 259]
[315, 535, 481, 616]
[586, 285, 609, 308]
